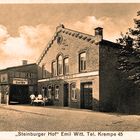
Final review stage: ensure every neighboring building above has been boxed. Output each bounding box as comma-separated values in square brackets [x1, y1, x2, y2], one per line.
[0, 62, 38, 104]
[38, 24, 139, 114]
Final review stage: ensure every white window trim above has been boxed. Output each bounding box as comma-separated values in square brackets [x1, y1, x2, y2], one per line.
[57, 55, 63, 75]
[55, 87, 59, 99]
[48, 88, 52, 99]
[64, 57, 69, 75]
[79, 52, 86, 72]
[52, 61, 57, 76]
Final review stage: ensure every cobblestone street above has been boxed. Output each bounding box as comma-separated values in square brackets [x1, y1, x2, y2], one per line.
[0, 105, 139, 131]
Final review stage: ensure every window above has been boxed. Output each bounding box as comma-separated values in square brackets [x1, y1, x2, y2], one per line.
[20, 72, 25, 78]
[52, 61, 57, 76]
[42, 64, 47, 78]
[57, 35, 63, 45]
[32, 73, 36, 78]
[55, 85, 59, 99]
[9, 71, 14, 77]
[15, 72, 20, 77]
[57, 55, 63, 75]
[48, 86, 52, 99]
[70, 83, 77, 100]
[79, 52, 86, 72]
[29, 86, 34, 92]
[42, 64, 44, 78]
[64, 58, 69, 75]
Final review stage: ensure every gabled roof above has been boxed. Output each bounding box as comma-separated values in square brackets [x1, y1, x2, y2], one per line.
[36, 24, 120, 65]
[36, 24, 98, 65]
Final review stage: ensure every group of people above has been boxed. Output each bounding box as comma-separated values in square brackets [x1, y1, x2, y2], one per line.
[30, 93, 44, 105]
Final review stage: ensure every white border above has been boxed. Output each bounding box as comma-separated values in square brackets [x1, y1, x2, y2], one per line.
[0, 1, 139, 140]
[0, 0, 140, 3]
[0, 131, 140, 140]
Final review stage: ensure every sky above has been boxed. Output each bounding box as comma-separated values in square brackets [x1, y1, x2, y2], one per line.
[0, 3, 140, 69]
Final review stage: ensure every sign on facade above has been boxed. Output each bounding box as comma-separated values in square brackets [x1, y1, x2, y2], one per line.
[13, 78, 28, 85]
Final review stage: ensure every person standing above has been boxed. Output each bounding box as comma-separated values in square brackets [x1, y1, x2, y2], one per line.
[30, 93, 35, 105]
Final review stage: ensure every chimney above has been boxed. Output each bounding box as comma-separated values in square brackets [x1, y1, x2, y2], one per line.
[22, 60, 28, 65]
[94, 27, 103, 43]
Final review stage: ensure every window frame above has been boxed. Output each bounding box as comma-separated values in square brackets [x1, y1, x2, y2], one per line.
[70, 83, 77, 101]
[47, 85, 52, 99]
[52, 61, 57, 76]
[79, 52, 86, 72]
[54, 85, 59, 100]
[63, 57, 69, 75]
[42, 64, 47, 79]
[57, 55, 63, 75]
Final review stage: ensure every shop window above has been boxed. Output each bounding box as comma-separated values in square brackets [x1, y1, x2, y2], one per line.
[64, 58, 69, 75]
[52, 61, 57, 76]
[79, 52, 86, 72]
[70, 83, 77, 100]
[57, 55, 63, 75]
[55, 85, 59, 100]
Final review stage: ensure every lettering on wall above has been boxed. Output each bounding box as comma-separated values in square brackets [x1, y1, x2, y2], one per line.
[13, 78, 28, 85]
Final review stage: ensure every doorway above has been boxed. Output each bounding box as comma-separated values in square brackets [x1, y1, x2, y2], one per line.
[63, 83, 69, 106]
[9, 85, 29, 104]
[81, 82, 93, 109]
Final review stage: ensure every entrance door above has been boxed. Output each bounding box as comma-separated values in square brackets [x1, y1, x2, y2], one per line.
[64, 83, 69, 106]
[81, 82, 93, 109]
[9, 85, 29, 104]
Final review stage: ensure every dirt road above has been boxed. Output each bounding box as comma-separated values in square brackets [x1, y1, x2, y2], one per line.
[0, 105, 139, 131]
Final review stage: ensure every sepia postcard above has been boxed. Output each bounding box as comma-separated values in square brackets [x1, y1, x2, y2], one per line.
[0, 0, 139, 140]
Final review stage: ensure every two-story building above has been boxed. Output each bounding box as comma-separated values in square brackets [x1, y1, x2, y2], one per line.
[37, 24, 107, 110]
[0, 61, 38, 104]
[37, 24, 140, 114]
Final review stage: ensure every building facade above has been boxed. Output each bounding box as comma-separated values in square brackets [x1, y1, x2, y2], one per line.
[0, 63, 38, 104]
[37, 24, 140, 114]
[37, 25, 100, 110]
